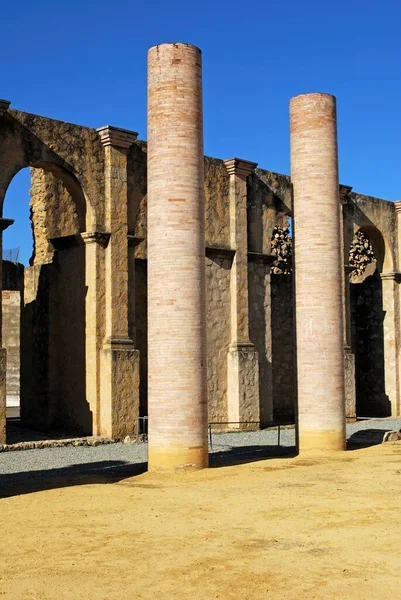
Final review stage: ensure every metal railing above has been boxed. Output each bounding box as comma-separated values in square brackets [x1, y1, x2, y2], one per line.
[137, 416, 291, 449]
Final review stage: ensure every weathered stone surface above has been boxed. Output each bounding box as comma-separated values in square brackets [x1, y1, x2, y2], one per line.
[1, 79, 400, 448]
[383, 430, 401, 442]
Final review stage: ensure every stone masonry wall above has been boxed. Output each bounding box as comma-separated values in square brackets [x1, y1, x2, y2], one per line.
[206, 255, 231, 424]
[29, 168, 79, 265]
[2, 290, 20, 407]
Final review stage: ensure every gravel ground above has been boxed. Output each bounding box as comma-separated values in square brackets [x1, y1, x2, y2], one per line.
[1, 418, 401, 492]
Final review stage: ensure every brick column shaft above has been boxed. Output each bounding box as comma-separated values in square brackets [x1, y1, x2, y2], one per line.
[147, 43, 208, 470]
[290, 93, 346, 452]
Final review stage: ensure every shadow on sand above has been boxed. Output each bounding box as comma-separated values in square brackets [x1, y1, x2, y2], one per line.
[0, 460, 148, 499]
[347, 428, 391, 450]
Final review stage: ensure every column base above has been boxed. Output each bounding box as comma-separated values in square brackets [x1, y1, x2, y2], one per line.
[298, 429, 346, 454]
[99, 344, 140, 439]
[227, 343, 259, 430]
[0, 348, 6, 444]
[148, 444, 209, 472]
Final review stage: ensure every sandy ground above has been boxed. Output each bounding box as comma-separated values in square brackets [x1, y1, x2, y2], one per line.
[1, 443, 401, 600]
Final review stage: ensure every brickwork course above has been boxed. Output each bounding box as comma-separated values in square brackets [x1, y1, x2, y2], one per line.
[147, 43, 208, 470]
[290, 93, 346, 452]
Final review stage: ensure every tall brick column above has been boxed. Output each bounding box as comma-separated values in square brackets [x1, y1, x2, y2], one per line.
[224, 158, 260, 429]
[290, 93, 346, 452]
[147, 43, 208, 471]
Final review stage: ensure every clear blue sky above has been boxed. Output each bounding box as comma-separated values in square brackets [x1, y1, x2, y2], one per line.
[2, 0, 400, 264]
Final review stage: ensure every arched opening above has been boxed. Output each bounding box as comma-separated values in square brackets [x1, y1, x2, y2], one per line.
[270, 216, 295, 423]
[3, 165, 90, 439]
[349, 228, 390, 417]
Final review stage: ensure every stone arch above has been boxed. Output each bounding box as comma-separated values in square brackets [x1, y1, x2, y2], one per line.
[2, 164, 91, 436]
[349, 226, 391, 417]
[0, 161, 92, 233]
[352, 224, 393, 275]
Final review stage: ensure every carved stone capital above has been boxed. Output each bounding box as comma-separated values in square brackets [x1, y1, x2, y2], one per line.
[339, 185, 353, 204]
[224, 158, 258, 178]
[248, 251, 276, 266]
[102, 336, 136, 350]
[127, 234, 144, 248]
[0, 100, 11, 117]
[96, 125, 138, 149]
[394, 201, 401, 214]
[0, 218, 14, 232]
[81, 231, 111, 247]
[380, 272, 401, 283]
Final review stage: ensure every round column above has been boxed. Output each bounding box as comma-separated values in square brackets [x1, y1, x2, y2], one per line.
[147, 43, 208, 470]
[290, 93, 346, 453]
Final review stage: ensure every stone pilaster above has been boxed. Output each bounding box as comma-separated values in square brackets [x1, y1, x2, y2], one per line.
[81, 232, 109, 436]
[224, 158, 260, 429]
[395, 202, 401, 270]
[96, 126, 140, 439]
[380, 271, 401, 417]
[0, 217, 13, 443]
[340, 185, 356, 421]
[290, 93, 346, 453]
[344, 265, 356, 420]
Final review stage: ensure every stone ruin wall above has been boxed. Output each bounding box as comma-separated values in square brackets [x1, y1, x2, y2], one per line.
[2, 262, 24, 409]
[29, 168, 79, 265]
[20, 165, 90, 433]
[5, 108, 399, 435]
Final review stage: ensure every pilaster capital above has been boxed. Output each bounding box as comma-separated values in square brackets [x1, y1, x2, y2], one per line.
[380, 272, 401, 283]
[102, 336, 136, 350]
[81, 231, 111, 247]
[339, 185, 353, 204]
[0, 218, 14, 232]
[127, 234, 144, 248]
[0, 100, 10, 117]
[96, 125, 138, 149]
[223, 158, 258, 178]
[394, 201, 401, 215]
[248, 251, 276, 266]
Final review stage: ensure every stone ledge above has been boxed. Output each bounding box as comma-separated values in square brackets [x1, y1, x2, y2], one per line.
[0, 436, 116, 452]
[248, 251, 276, 265]
[205, 246, 236, 261]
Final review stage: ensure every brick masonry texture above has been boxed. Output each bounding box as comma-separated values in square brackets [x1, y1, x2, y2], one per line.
[290, 93, 346, 452]
[147, 43, 208, 470]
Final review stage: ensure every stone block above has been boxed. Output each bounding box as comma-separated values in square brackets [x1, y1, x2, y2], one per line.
[0, 348, 7, 444]
[99, 346, 140, 439]
[227, 344, 259, 429]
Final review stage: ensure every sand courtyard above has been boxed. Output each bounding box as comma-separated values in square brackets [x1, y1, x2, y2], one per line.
[1, 441, 401, 599]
